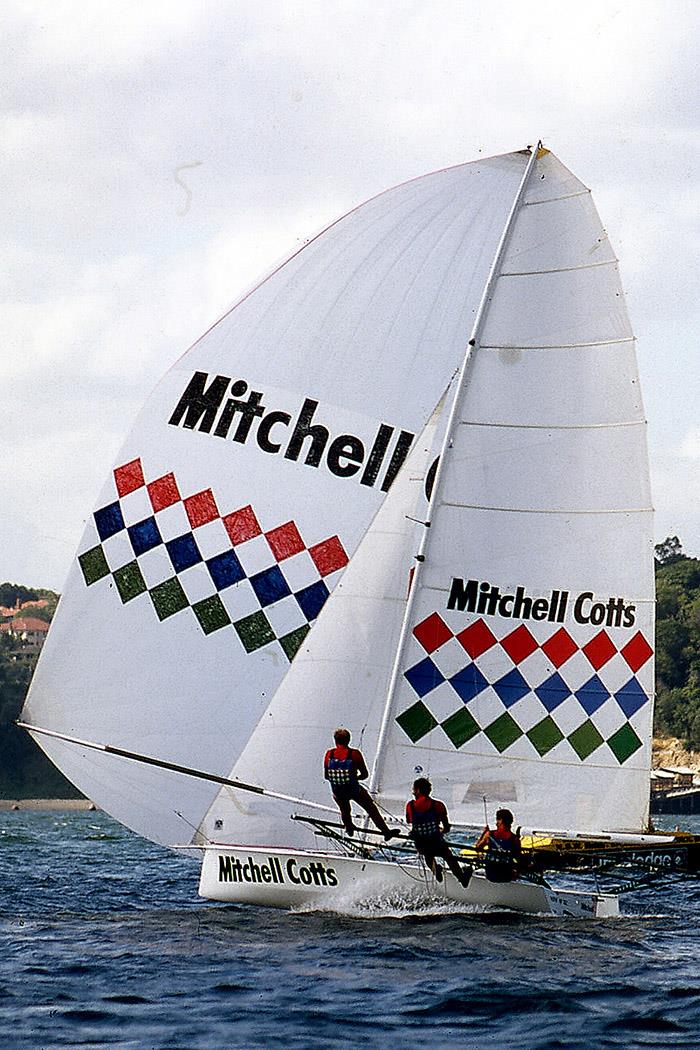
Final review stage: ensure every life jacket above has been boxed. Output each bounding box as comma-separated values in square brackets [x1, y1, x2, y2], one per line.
[408, 799, 442, 841]
[484, 830, 519, 883]
[326, 747, 358, 789]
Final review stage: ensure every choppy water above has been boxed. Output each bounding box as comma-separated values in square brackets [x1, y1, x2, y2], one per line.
[2, 811, 700, 1049]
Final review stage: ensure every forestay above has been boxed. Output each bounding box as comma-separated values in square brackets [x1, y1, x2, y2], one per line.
[22, 152, 528, 845]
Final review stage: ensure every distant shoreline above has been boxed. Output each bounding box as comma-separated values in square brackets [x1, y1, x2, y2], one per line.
[0, 799, 97, 812]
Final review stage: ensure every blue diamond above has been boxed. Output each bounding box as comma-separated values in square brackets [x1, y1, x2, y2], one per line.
[614, 678, 649, 718]
[449, 662, 489, 704]
[251, 565, 292, 607]
[128, 517, 162, 556]
[535, 672, 570, 712]
[575, 674, 610, 715]
[94, 501, 125, 541]
[167, 533, 202, 573]
[295, 579, 329, 621]
[207, 549, 245, 590]
[493, 668, 530, 707]
[404, 657, 445, 698]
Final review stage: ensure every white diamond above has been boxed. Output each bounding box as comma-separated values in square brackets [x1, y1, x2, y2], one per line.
[236, 534, 276, 576]
[119, 486, 153, 526]
[101, 530, 133, 569]
[178, 562, 216, 604]
[137, 546, 173, 588]
[219, 581, 261, 622]
[154, 501, 191, 542]
[265, 595, 309, 637]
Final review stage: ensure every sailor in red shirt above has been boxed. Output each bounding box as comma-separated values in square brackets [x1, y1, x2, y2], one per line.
[406, 778, 471, 887]
[324, 727, 398, 840]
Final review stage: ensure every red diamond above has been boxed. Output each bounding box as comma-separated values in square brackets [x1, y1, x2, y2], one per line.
[582, 630, 617, 670]
[456, 619, 497, 659]
[114, 458, 145, 497]
[309, 536, 348, 577]
[620, 631, 653, 672]
[184, 489, 219, 528]
[266, 521, 305, 562]
[223, 505, 261, 545]
[501, 624, 538, 664]
[414, 613, 452, 654]
[148, 473, 180, 512]
[542, 628, 578, 668]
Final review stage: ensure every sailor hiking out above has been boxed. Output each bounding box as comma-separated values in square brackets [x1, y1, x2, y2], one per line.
[405, 778, 472, 887]
[474, 808, 522, 883]
[324, 728, 398, 840]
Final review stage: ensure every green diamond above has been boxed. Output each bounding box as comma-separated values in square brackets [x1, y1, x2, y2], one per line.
[568, 719, 604, 760]
[113, 560, 147, 603]
[79, 545, 110, 585]
[234, 610, 275, 652]
[192, 594, 231, 635]
[396, 701, 438, 743]
[484, 712, 522, 753]
[527, 716, 564, 757]
[150, 578, 189, 621]
[607, 723, 643, 764]
[441, 708, 480, 749]
[279, 624, 310, 662]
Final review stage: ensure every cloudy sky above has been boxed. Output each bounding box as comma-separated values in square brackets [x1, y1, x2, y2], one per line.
[3, 0, 698, 591]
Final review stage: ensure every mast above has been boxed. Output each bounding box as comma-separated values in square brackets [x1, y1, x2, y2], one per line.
[368, 141, 544, 797]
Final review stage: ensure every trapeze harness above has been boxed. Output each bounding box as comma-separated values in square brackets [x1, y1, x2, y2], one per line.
[484, 830, 520, 883]
[326, 748, 361, 800]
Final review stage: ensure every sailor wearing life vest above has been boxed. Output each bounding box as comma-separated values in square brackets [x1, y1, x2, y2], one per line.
[405, 778, 471, 887]
[474, 808, 522, 882]
[324, 728, 398, 840]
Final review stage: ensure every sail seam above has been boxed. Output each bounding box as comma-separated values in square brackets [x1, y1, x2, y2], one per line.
[441, 502, 653, 515]
[523, 189, 590, 206]
[479, 337, 636, 349]
[499, 259, 617, 277]
[458, 420, 645, 431]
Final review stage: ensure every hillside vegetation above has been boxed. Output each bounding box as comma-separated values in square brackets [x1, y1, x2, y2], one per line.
[0, 539, 698, 797]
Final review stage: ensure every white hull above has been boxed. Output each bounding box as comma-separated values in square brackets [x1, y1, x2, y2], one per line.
[198, 845, 619, 918]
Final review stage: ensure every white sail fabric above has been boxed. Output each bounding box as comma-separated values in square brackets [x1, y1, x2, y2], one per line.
[199, 404, 447, 847]
[22, 152, 528, 845]
[377, 151, 655, 834]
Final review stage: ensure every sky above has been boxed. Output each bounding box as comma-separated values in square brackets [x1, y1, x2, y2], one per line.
[2, 0, 698, 591]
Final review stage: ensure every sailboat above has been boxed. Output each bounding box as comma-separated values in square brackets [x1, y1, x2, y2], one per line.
[21, 143, 679, 917]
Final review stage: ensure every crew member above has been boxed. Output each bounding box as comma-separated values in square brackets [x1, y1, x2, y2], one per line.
[405, 778, 471, 887]
[324, 728, 397, 840]
[474, 808, 521, 882]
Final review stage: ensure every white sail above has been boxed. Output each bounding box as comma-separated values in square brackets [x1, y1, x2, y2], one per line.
[22, 152, 529, 845]
[376, 150, 654, 834]
[208, 147, 655, 849]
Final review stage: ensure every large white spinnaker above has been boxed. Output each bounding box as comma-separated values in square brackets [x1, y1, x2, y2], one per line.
[22, 152, 530, 845]
[375, 149, 655, 835]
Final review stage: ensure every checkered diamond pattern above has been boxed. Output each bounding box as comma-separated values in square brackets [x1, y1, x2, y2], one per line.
[397, 611, 653, 765]
[78, 457, 349, 663]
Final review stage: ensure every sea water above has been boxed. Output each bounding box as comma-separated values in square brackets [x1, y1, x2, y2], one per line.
[2, 811, 700, 1049]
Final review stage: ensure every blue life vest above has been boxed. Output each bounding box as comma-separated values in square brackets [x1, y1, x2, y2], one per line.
[409, 800, 442, 841]
[326, 749, 358, 789]
[484, 831, 519, 882]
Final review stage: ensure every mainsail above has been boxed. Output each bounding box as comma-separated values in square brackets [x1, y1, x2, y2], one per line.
[22, 152, 530, 845]
[208, 147, 654, 847]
